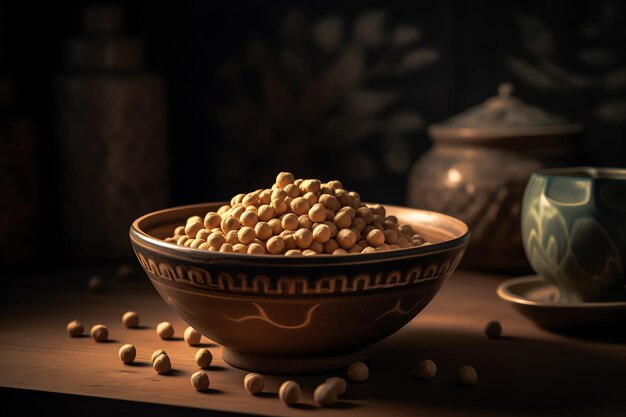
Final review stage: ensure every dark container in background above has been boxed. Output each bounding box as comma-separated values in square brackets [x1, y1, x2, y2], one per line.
[55, 5, 168, 260]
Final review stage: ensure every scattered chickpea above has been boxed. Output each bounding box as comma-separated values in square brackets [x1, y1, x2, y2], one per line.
[151, 349, 167, 364]
[336, 229, 357, 249]
[366, 229, 385, 247]
[324, 239, 340, 254]
[67, 320, 83, 337]
[90, 324, 108, 342]
[156, 322, 174, 340]
[238, 226, 256, 245]
[195, 348, 213, 369]
[285, 249, 303, 256]
[485, 320, 502, 339]
[347, 362, 369, 382]
[314, 383, 338, 407]
[283, 183, 299, 198]
[278, 380, 301, 406]
[233, 243, 248, 253]
[325, 377, 347, 396]
[276, 172, 295, 188]
[191, 371, 210, 391]
[333, 212, 352, 229]
[122, 311, 140, 328]
[118, 344, 136, 364]
[220, 243, 234, 253]
[184, 326, 202, 346]
[282, 213, 299, 231]
[267, 236, 285, 254]
[185, 220, 203, 238]
[294, 228, 313, 249]
[268, 218, 283, 235]
[153, 353, 172, 374]
[248, 242, 266, 254]
[244, 373, 265, 395]
[416, 359, 437, 380]
[204, 212, 221, 230]
[298, 214, 313, 230]
[456, 365, 478, 387]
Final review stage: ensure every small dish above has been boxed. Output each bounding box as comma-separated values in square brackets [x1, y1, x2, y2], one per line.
[497, 275, 626, 329]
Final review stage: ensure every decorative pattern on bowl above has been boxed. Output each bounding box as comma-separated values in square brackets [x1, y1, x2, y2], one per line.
[521, 167, 626, 302]
[130, 202, 469, 374]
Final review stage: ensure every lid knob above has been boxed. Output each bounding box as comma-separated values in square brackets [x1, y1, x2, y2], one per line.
[498, 82, 514, 98]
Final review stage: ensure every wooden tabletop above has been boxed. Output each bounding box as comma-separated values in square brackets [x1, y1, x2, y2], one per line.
[1, 266, 624, 417]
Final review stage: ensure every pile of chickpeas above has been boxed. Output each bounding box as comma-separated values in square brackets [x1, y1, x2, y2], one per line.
[165, 172, 428, 255]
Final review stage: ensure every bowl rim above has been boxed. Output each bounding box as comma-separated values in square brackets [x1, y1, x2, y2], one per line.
[531, 166, 626, 181]
[130, 202, 470, 267]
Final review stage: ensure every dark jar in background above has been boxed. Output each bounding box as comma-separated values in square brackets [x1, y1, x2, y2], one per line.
[55, 6, 168, 260]
[407, 83, 582, 271]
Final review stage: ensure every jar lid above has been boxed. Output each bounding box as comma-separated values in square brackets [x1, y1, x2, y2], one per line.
[429, 83, 582, 142]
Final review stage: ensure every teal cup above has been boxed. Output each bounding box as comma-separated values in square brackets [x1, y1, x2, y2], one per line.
[521, 167, 626, 302]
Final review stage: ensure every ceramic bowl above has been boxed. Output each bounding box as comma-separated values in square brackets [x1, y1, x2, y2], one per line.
[130, 202, 469, 374]
[522, 167, 626, 302]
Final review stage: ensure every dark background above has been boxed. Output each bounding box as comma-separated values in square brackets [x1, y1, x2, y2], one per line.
[1, 0, 625, 265]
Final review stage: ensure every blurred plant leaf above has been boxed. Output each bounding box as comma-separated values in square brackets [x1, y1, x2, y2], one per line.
[516, 14, 554, 59]
[541, 60, 595, 88]
[312, 16, 343, 51]
[353, 10, 385, 47]
[508, 57, 560, 89]
[344, 90, 397, 116]
[391, 25, 421, 46]
[323, 46, 363, 89]
[393, 48, 439, 74]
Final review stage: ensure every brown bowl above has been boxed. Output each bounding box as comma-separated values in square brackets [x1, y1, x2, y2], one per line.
[130, 203, 470, 374]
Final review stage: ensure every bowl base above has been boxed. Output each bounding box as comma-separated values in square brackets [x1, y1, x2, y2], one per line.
[222, 346, 373, 375]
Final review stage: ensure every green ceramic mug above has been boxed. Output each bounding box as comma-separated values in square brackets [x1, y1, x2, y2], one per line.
[521, 167, 626, 302]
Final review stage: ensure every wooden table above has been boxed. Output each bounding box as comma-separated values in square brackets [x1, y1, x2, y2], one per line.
[1, 266, 624, 417]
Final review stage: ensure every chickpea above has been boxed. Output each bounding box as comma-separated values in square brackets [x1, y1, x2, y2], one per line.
[361, 246, 376, 254]
[238, 227, 256, 245]
[254, 222, 272, 240]
[325, 377, 347, 396]
[326, 180, 343, 190]
[268, 218, 283, 235]
[270, 199, 288, 215]
[221, 217, 241, 233]
[309, 240, 324, 254]
[256, 204, 273, 222]
[174, 225, 185, 236]
[294, 228, 313, 249]
[230, 205, 246, 219]
[220, 243, 234, 252]
[314, 383, 337, 407]
[333, 212, 352, 229]
[231, 193, 245, 206]
[290, 197, 310, 216]
[185, 221, 203, 238]
[366, 229, 385, 247]
[283, 183, 299, 198]
[191, 371, 210, 391]
[195, 228, 211, 241]
[302, 191, 318, 206]
[308, 203, 326, 223]
[259, 189, 272, 204]
[323, 220, 338, 237]
[282, 213, 299, 231]
[294, 178, 303, 187]
[208, 232, 226, 250]
[119, 344, 136, 364]
[153, 353, 171, 374]
[324, 238, 339, 254]
[285, 249, 302, 256]
[216, 205, 231, 215]
[485, 321, 502, 339]
[122, 311, 140, 328]
[369, 203, 386, 217]
[399, 223, 414, 236]
[384, 229, 398, 244]
[164, 237, 176, 243]
[244, 373, 265, 395]
[298, 214, 313, 230]
[187, 215, 203, 224]
[325, 208, 335, 221]
[225, 230, 239, 245]
[248, 243, 266, 254]
[376, 243, 390, 251]
[266, 236, 285, 254]
[303, 249, 317, 256]
[157, 322, 174, 340]
[67, 319, 83, 337]
[278, 380, 301, 406]
[319, 194, 341, 212]
[312, 224, 331, 243]
[397, 236, 410, 248]
[271, 188, 287, 201]
[333, 248, 348, 255]
[335, 189, 352, 207]
[91, 324, 108, 342]
[336, 229, 357, 249]
[356, 207, 374, 224]
[183, 239, 193, 247]
[350, 227, 362, 242]
[300, 179, 321, 194]
[203, 212, 221, 230]
[195, 348, 213, 368]
[184, 326, 202, 346]
[276, 172, 295, 188]
[416, 359, 437, 380]
[456, 365, 478, 387]
[242, 192, 260, 207]
[350, 217, 366, 233]
[347, 362, 369, 382]
[151, 349, 167, 364]
[240, 210, 258, 227]
[190, 239, 205, 249]
[349, 244, 363, 253]
[283, 232, 297, 250]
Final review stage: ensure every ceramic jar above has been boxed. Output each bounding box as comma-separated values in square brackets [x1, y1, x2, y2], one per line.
[408, 84, 581, 270]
